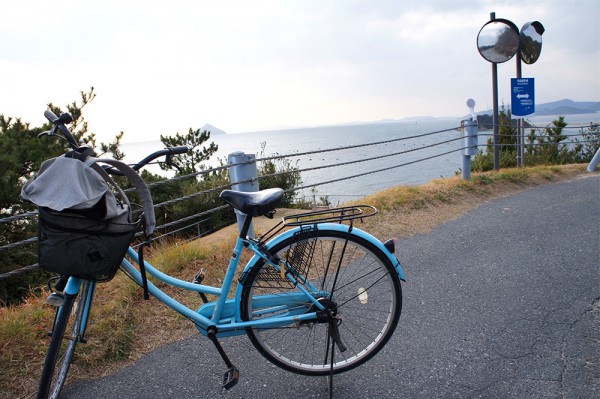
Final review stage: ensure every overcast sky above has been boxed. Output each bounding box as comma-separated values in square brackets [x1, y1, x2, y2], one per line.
[1, 0, 598, 143]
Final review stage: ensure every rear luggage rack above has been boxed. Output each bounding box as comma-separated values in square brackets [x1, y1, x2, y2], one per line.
[257, 205, 378, 244]
[283, 205, 377, 226]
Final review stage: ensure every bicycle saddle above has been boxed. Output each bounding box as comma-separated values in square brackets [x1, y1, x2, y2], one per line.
[220, 188, 284, 216]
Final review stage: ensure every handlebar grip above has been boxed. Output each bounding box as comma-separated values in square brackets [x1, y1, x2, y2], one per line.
[44, 110, 59, 123]
[168, 146, 190, 155]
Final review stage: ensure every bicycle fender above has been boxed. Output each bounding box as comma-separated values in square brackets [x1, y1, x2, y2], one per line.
[237, 223, 406, 285]
[316, 223, 406, 281]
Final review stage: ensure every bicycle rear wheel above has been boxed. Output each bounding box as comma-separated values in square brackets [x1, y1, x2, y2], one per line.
[240, 228, 402, 375]
[37, 279, 92, 399]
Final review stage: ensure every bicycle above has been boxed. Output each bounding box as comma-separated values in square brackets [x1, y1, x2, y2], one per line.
[33, 111, 406, 399]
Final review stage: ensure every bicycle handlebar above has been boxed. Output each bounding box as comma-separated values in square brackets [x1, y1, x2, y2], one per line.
[105, 146, 189, 175]
[132, 146, 189, 170]
[40, 110, 190, 174]
[43, 110, 79, 148]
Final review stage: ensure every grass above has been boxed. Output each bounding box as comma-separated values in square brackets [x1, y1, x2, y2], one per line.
[355, 164, 589, 239]
[0, 163, 593, 398]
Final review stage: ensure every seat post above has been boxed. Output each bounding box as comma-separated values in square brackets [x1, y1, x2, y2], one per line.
[239, 213, 254, 239]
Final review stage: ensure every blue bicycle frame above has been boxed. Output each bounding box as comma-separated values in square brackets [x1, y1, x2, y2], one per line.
[68, 222, 405, 340]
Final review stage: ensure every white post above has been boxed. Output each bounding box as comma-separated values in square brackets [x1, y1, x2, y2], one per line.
[462, 99, 479, 180]
[227, 151, 259, 237]
[587, 148, 600, 172]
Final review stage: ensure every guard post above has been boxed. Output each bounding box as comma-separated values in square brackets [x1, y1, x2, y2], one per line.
[462, 99, 479, 180]
[227, 151, 259, 237]
[587, 148, 600, 172]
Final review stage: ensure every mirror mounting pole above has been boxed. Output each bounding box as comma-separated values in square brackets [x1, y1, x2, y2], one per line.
[516, 49, 524, 168]
[490, 12, 500, 171]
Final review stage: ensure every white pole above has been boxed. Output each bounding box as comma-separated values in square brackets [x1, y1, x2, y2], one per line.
[462, 99, 479, 180]
[227, 151, 259, 237]
[587, 148, 600, 172]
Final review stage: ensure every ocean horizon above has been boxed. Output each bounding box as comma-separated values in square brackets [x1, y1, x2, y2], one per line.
[121, 112, 599, 205]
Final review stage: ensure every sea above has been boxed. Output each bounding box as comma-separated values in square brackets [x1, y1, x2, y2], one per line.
[121, 113, 599, 205]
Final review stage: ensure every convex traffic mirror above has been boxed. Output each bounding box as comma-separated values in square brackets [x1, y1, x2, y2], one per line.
[520, 21, 545, 64]
[477, 19, 520, 63]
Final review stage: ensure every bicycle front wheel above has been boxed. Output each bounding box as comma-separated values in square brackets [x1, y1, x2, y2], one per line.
[37, 280, 92, 399]
[240, 228, 402, 375]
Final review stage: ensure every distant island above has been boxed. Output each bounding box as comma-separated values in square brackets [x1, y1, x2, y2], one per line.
[475, 114, 533, 130]
[477, 99, 599, 117]
[201, 123, 226, 135]
[533, 99, 599, 115]
[473, 99, 599, 130]
[362, 99, 598, 126]
[196, 99, 597, 134]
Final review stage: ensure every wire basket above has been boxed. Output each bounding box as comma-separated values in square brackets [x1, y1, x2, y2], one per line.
[284, 226, 318, 281]
[239, 265, 296, 289]
[240, 226, 319, 289]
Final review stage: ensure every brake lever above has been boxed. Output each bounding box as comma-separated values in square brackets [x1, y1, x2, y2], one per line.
[165, 154, 183, 174]
[38, 125, 58, 138]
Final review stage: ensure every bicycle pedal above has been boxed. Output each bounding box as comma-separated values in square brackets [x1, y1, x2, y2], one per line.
[222, 366, 239, 390]
[192, 268, 207, 284]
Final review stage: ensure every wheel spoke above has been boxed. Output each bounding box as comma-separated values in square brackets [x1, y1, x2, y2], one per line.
[241, 230, 402, 375]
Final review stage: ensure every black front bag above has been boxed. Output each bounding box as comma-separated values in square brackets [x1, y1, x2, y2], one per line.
[37, 206, 138, 281]
[22, 152, 156, 282]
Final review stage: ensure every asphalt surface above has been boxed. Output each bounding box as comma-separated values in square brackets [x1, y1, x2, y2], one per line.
[65, 175, 599, 399]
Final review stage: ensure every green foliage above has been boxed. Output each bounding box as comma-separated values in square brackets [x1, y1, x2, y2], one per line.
[256, 142, 303, 206]
[154, 141, 304, 240]
[2, 89, 303, 305]
[525, 116, 567, 164]
[99, 131, 126, 160]
[155, 172, 233, 239]
[472, 105, 518, 171]
[525, 118, 599, 165]
[159, 128, 218, 174]
[0, 88, 98, 212]
[0, 88, 122, 305]
[476, 111, 532, 131]
[578, 123, 600, 161]
[154, 128, 232, 237]
[472, 106, 600, 172]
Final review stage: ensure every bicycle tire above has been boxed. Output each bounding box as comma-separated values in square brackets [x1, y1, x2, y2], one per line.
[240, 228, 402, 375]
[37, 281, 90, 399]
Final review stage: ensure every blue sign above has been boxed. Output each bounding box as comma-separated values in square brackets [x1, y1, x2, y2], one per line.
[511, 78, 535, 117]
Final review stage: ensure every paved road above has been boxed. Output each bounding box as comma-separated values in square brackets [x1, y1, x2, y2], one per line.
[65, 175, 599, 399]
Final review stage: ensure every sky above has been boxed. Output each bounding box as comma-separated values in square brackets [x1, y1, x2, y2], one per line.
[1, 0, 599, 143]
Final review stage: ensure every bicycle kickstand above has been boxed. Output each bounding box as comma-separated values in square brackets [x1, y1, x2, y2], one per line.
[326, 313, 346, 399]
[326, 333, 335, 399]
[207, 327, 239, 390]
